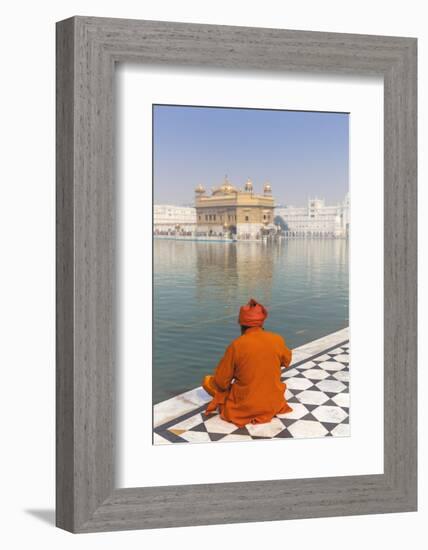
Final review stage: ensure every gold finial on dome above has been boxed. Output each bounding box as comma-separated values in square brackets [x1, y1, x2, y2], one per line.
[263, 181, 272, 195]
[195, 183, 206, 195]
[244, 178, 253, 192]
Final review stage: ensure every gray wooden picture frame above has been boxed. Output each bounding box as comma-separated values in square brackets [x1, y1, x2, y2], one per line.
[56, 16, 417, 533]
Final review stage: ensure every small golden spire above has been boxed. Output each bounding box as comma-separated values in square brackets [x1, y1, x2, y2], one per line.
[263, 181, 272, 195]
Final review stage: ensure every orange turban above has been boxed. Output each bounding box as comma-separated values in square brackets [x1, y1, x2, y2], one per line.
[238, 298, 268, 327]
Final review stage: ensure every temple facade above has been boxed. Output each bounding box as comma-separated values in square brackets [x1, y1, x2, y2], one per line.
[194, 177, 275, 239]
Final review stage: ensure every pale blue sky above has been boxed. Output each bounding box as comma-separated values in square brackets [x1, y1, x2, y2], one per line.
[153, 105, 349, 206]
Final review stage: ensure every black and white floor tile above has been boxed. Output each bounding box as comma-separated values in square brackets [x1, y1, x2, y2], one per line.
[153, 340, 350, 444]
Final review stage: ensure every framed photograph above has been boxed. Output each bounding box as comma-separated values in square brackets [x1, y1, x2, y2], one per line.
[56, 16, 417, 532]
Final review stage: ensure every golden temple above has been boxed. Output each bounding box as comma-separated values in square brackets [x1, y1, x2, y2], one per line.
[194, 177, 275, 238]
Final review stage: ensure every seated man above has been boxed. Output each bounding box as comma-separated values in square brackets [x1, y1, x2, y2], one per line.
[202, 298, 293, 428]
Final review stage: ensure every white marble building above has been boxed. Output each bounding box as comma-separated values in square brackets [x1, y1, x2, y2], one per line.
[153, 204, 197, 234]
[275, 194, 349, 237]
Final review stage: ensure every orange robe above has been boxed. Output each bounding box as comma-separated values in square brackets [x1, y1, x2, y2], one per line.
[204, 327, 293, 428]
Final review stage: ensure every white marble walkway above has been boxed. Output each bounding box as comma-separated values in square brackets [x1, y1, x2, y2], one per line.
[153, 327, 349, 444]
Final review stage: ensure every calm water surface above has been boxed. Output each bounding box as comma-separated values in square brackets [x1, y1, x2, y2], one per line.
[153, 239, 348, 404]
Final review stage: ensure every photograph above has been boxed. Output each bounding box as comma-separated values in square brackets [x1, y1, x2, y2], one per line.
[0, 3, 418, 542]
[152, 104, 350, 444]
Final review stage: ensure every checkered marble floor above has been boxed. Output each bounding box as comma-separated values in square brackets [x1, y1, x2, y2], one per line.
[153, 340, 349, 444]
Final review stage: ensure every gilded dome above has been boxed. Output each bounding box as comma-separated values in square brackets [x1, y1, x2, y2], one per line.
[215, 176, 237, 195]
[263, 182, 272, 194]
[244, 178, 253, 192]
[195, 183, 206, 195]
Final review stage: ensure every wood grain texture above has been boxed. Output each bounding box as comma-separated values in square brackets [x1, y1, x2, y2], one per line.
[56, 17, 75, 532]
[56, 16, 417, 533]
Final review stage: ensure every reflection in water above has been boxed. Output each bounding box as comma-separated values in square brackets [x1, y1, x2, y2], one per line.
[153, 239, 348, 404]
